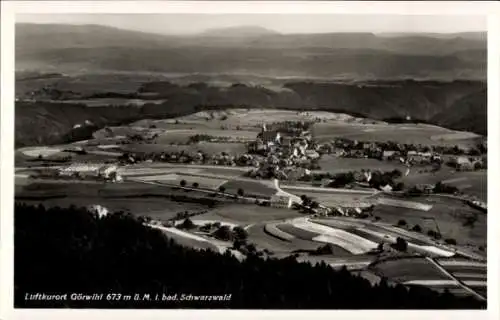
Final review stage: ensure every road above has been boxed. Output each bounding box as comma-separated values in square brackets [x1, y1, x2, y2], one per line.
[127, 177, 271, 203]
[426, 257, 486, 301]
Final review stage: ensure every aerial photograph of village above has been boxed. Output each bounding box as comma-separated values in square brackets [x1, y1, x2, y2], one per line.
[13, 12, 487, 309]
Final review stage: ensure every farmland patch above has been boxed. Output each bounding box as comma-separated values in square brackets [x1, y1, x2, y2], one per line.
[276, 223, 319, 240]
[313, 122, 478, 148]
[20, 146, 63, 158]
[201, 204, 301, 223]
[370, 257, 452, 282]
[221, 180, 277, 198]
[371, 199, 487, 249]
[318, 156, 406, 173]
[247, 224, 322, 254]
[376, 197, 433, 211]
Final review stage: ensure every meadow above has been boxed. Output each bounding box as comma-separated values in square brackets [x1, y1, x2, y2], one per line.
[119, 142, 248, 156]
[280, 187, 374, 207]
[199, 203, 301, 224]
[370, 257, 452, 282]
[221, 180, 277, 198]
[400, 170, 487, 201]
[247, 223, 323, 254]
[371, 196, 487, 250]
[134, 173, 228, 190]
[313, 122, 480, 148]
[318, 156, 407, 173]
[58, 98, 166, 107]
[155, 129, 257, 144]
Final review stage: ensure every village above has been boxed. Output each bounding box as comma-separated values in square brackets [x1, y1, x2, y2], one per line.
[22, 116, 488, 219]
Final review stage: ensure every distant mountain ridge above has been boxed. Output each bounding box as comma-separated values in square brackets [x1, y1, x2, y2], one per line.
[16, 23, 486, 80]
[14, 23, 487, 146]
[200, 25, 280, 37]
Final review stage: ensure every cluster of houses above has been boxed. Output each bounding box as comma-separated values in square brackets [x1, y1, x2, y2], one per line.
[318, 137, 487, 167]
[448, 155, 486, 171]
[246, 123, 322, 179]
[32, 162, 122, 182]
[58, 163, 121, 182]
[121, 149, 261, 167]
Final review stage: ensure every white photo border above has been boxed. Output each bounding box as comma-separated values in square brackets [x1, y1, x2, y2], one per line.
[1, 2, 499, 320]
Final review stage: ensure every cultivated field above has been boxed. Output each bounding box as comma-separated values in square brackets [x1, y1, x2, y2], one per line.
[371, 197, 487, 250]
[15, 181, 216, 217]
[221, 180, 277, 198]
[318, 156, 407, 173]
[120, 142, 248, 156]
[132, 173, 227, 190]
[435, 258, 487, 283]
[370, 257, 453, 282]
[155, 129, 257, 144]
[19, 146, 64, 157]
[280, 187, 374, 207]
[15, 195, 207, 222]
[376, 197, 433, 211]
[120, 163, 250, 178]
[283, 218, 380, 255]
[296, 255, 376, 270]
[198, 204, 302, 224]
[57, 98, 166, 107]
[247, 223, 323, 254]
[400, 170, 487, 202]
[313, 122, 480, 148]
[148, 224, 222, 252]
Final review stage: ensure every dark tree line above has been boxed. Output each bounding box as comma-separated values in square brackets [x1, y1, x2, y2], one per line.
[14, 203, 485, 309]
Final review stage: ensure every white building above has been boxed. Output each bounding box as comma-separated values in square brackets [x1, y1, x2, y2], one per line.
[58, 163, 102, 177]
[305, 150, 320, 159]
[99, 165, 119, 179]
[270, 194, 293, 208]
[58, 163, 119, 181]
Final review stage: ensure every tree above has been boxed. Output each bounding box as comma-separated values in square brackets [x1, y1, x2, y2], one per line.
[180, 180, 187, 187]
[411, 224, 422, 233]
[445, 238, 457, 245]
[233, 226, 248, 241]
[180, 218, 195, 230]
[397, 219, 407, 227]
[427, 230, 442, 240]
[199, 223, 212, 233]
[300, 195, 311, 206]
[233, 239, 245, 250]
[393, 182, 405, 192]
[310, 201, 320, 209]
[192, 182, 199, 188]
[393, 237, 408, 252]
[246, 243, 257, 254]
[391, 169, 402, 178]
[214, 225, 233, 241]
[237, 188, 245, 197]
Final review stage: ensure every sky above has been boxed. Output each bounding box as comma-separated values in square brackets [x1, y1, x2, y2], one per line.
[16, 14, 487, 35]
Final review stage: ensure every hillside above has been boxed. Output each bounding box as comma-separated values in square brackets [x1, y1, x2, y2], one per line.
[16, 23, 486, 80]
[201, 25, 280, 37]
[15, 203, 485, 309]
[14, 78, 486, 147]
[430, 89, 487, 135]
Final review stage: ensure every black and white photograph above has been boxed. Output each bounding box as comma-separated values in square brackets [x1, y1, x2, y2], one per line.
[1, 1, 498, 318]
